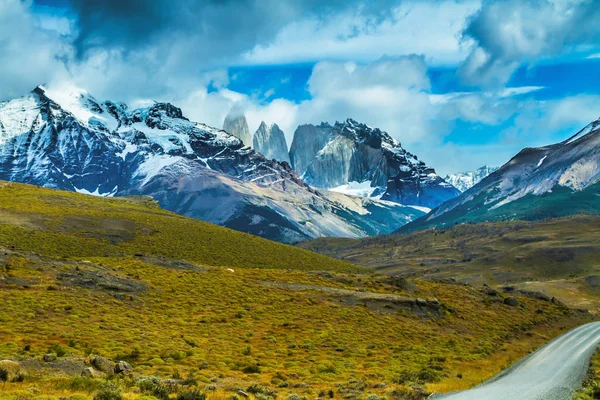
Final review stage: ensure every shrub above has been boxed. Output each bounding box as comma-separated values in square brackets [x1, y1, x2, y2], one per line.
[12, 372, 26, 382]
[0, 368, 8, 382]
[247, 385, 277, 398]
[176, 390, 206, 400]
[94, 386, 123, 400]
[138, 377, 170, 400]
[288, 394, 301, 400]
[242, 364, 261, 374]
[367, 395, 379, 400]
[48, 344, 66, 357]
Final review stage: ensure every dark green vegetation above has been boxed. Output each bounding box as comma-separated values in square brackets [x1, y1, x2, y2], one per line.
[400, 182, 600, 234]
[0, 182, 594, 399]
[575, 349, 600, 400]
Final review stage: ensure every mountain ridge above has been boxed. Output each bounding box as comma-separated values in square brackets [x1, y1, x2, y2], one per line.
[444, 165, 499, 193]
[398, 118, 600, 233]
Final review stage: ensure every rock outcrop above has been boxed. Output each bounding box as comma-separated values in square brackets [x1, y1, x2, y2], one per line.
[253, 122, 290, 164]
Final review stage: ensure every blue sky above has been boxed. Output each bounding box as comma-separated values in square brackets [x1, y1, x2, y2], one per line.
[2, 0, 600, 174]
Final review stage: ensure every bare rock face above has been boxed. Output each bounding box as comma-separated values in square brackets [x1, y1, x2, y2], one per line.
[253, 122, 290, 164]
[289, 123, 335, 177]
[223, 112, 252, 148]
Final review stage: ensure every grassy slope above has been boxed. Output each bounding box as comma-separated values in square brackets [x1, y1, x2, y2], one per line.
[299, 216, 600, 308]
[0, 182, 593, 400]
[0, 182, 358, 272]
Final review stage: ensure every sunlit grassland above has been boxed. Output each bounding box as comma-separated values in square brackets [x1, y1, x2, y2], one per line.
[299, 216, 600, 304]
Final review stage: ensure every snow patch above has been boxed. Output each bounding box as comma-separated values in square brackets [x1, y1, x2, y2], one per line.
[536, 155, 547, 168]
[136, 154, 183, 185]
[75, 185, 118, 197]
[329, 181, 378, 198]
[407, 205, 431, 213]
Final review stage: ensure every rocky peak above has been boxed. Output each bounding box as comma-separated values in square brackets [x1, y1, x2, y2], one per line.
[253, 121, 290, 164]
[223, 111, 252, 148]
[144, 103, 188, 129]
[444, 165, 499, 193]
[0, 85, 424, 243]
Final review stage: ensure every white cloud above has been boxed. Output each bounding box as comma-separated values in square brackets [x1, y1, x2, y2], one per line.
[460, 0, 600, 86]
[0, 0, 68, 100]
[244, 0, 480, 66]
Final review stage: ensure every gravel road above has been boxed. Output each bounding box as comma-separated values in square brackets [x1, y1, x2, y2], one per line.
[431, 322, 600, 400]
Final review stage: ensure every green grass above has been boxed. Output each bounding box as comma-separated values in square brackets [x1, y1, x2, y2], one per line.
[574, 349, 600, 400]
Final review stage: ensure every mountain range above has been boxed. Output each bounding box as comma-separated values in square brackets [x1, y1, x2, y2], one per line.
[0, 85, 425, 243]
[444, 165, 499, 193]
[400, 118, 600, 232]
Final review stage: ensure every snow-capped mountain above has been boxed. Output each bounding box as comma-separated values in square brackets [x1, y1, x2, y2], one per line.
[400, 118, 600, 232]
[253, 122, 290, 164]
[444, 165, 499, 192]
[289, 118, 459, 209]
[0, 85, 424, 243]
[223, 111, 252, 148]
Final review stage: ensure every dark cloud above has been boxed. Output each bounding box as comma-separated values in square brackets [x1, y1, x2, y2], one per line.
[459, 0, 600, 87]
[67, 0, 399, 63]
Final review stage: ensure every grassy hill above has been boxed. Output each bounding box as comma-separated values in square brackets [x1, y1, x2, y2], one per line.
[0, 182, 593, 400]
[0, 181, 358, 272]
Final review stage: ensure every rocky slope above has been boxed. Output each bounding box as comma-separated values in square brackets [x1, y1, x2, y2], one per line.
[444, 165, 499, 192]
[289, 119, 459, 209]
[223, 111, 252, 148]
[253, 121, 290, 164]
[400, 118, 600, 232]
[0, 85, 423, 243]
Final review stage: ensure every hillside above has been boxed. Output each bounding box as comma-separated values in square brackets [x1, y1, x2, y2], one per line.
[299, 215, 600, 310]
[0, 182, 592, 400]
[0, 182, 358, 272]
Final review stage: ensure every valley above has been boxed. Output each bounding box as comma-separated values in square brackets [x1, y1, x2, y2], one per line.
[0, 182, 593, 400]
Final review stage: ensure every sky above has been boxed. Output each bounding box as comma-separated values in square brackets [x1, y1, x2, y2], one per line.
[2, 0, 600, 175]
